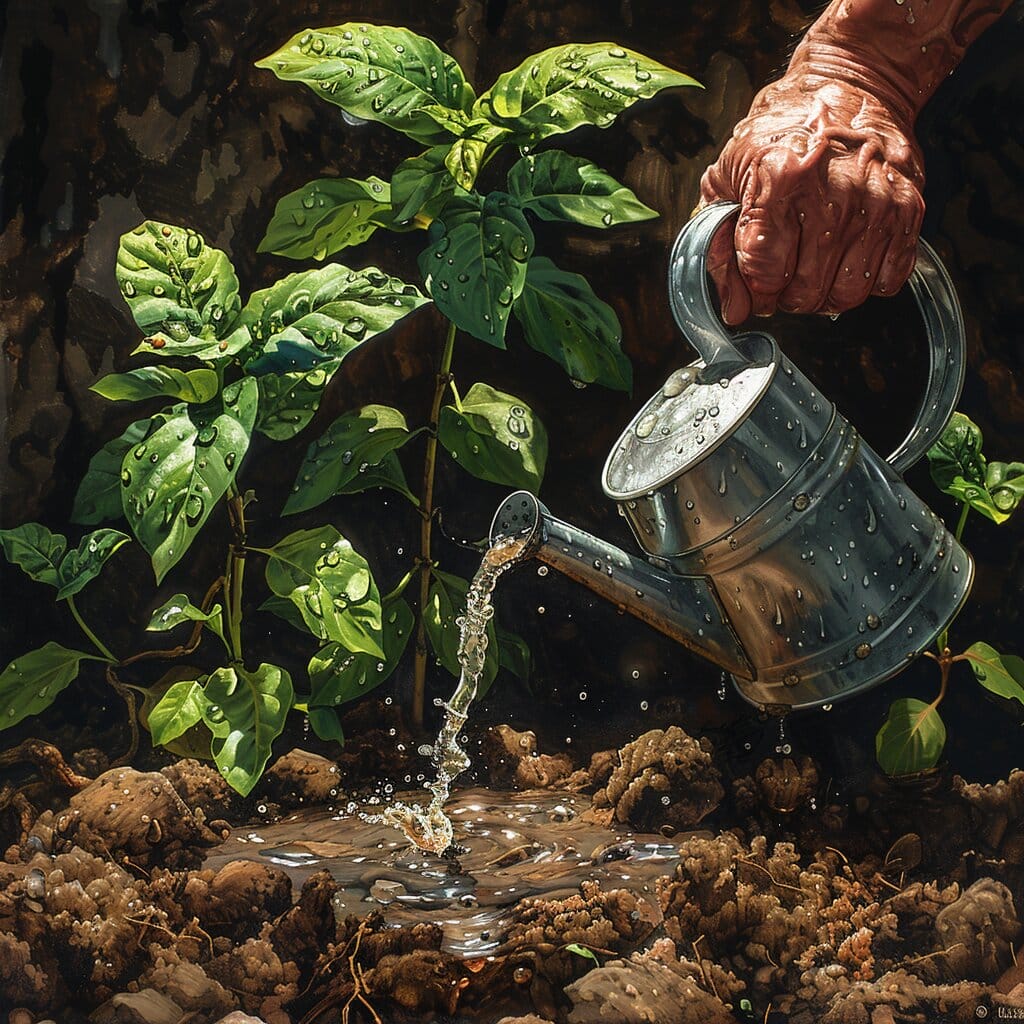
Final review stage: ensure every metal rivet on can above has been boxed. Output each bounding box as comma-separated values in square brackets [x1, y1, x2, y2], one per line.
[866, 614, 881, 630]
[783, 672, 800, 687]
[793, 493, 811, 512]
[855, 642, 872, 659]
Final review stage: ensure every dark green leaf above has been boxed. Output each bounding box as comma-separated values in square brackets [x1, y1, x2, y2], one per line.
[284, 405, 417, 515]
[148, 679, 209, 746]
[201, 663, 294, 796]
[875, 698, 946, 776]
[256, 25, 475, 145]
[496, 626, 531, 683]
[418, 193, 534, 346]
[0, 644, 96, 730]
[564, 943, 600, 966]
[72, 416, 168, 526]
[439, 383, 547, 490]
[390, 147, 458, 224]
[424, 570, 498, 690]
[309, 596, 414, 707]
[506, 151, 656, 227]
[985, 462, 1024, 520]
[308, 707, 346, 745]
[56, 529, 131, 600]
[334, 450, 418, 505]
[259, 177, 392, 260]
[120, 377, 257, 583]
[0, 524, 67, 588]
[963, 642, 1024, 707]
[474, 43, 700, 143]
[147, 594, 227, 649]
[91, 367, 220, 404]
[260, 594, 314, 635]
[254, 361, 343, 441]
[117, 222, 246, 360]
[264, 526, 384, 657]
[514, 256, 631, 391]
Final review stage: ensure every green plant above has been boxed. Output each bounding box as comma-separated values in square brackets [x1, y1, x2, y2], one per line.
[0, 24, 698, 793]
[875, 412, 1024, 776]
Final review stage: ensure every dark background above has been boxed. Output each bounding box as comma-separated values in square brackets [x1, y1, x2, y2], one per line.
[2, 0, 1023, 787]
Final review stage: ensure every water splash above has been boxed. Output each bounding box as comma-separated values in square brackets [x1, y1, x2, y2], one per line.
[367, 535, 528, 855]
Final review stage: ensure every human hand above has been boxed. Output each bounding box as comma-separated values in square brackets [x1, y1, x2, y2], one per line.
[700, 71, 925, 325]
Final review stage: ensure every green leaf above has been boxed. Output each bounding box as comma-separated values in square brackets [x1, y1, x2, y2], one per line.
[439, 382, 547, 490]
[963, 642, 1024, 707]
[56, 529, 131, 600]
[875, 698, 946, 776]
[0, 643, 95, 730]
[283, 405, 417, 515]
[985, 462, 1024, 520]
[201, 663, 294, 796]
[0, 524, 67, 588]
[121, 377, 257, 583]
[117, 222, 246, 360]
[564, 943, 600, 967]
[148, 679, 209, 747]
[474, 42, 700, 143]
[445, 137, 488, 191]
[424, 570, 498, 690]
[256, 25, 476, 145]
[260, 594, 314, 635]
[418, 193, 534, 346]
[147, 594, 227, 649]
[254, 362, 344, 441]
[308, 595, 414, 707]
[259, 177, 392, 260]
[308, 707, 346, 745]
[926, 412, 1006, 522]
[91, 367, 220, 404]
[496, 626, 531, 683]
[390, 147, 458, 224]
[263, 526, 384, 657]
[506, 151, 656, 227]
[514, 256, 632, 391]
[334, 450, 419, 505]
[72, 416, 169, 526]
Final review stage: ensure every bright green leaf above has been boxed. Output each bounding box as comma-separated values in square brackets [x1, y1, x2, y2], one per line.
[875, 698, 946, 776]
[263, 526, 384, 657]
[564, 943, 600, 966]
[507, 151, 656, 227]
[121, 378, 257, 583]
[308, 595, 414, 707]
[308, 707, 346, 745]
[439, 382, 547, 490]
[445, 137, 488, 191]
[148, 679, 209, 747]
[91, 367, 220, 405]
[424, 570, 498, 691]
[259, 177, 392, 260]
[418, 193, 534, 346]
[0, 643, 96, 730]
[256, 25, 476, 145]
[147, 594, 227, 649]
[0, 524, 67, 588]
[56, 529, 131, 600]
[474, 42, 700, 143]
[926, 412, 1007, 522]
[201, 663, 294, 796]
[514, 256, 631, 391]
[985, 462, 1024, 520]
[284, 405, 417, 515]
[963, 642, 1024, 707]
[390, 146, 459, 224]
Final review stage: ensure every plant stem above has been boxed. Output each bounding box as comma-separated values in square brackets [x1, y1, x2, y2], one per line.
[224, 485, 248, 664]
[412, 317, 458, 731]
[66, 595, 117, 662]
[929, 652, 952, 710]
[937, 503, 971, 654]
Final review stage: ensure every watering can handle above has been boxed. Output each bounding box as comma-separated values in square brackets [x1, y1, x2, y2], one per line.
[667, 201, 966, 474]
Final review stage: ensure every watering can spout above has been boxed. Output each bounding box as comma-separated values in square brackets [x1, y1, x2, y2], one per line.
[489, 491, 754, 681]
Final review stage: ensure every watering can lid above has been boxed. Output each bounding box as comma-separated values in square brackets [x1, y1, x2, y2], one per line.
[602, 350, 775, 500]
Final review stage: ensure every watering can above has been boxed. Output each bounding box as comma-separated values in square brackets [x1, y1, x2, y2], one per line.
[489, 201, 972, 712]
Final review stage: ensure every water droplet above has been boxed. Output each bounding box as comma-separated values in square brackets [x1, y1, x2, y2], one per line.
[635, 415, 656, 439]
[855, 642, 872, 659]
[196, 425, 218, 446]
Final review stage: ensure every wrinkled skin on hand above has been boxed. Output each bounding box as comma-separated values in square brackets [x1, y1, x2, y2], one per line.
[701, 72, 924, 324]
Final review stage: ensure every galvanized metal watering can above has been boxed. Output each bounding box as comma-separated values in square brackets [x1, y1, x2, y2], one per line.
[490, 201, 973, 712]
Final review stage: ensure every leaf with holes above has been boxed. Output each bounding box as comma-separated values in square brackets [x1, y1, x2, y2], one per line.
[963, 642, 1024, 707]
[876, 698, 946, 776]
[148, 679, 209, 747]
[120, 377, 257, 583]
[308, 596, 413, 707]
[507, 151, 656, 227]
[116, 222, 246, 360]
[201, 663, 294, 796]
[474, 42, 700, 143]
[56, 529, 131, 600]
[147, 594, 227, 650]
[91, 367, 220, 404]
[423, 570, 498, 690]
[263, 526, 384, 657]
[284, 405, 418, 515]
[256, 25, 476, 145]
[439, 383, 547, 491]
[514, 256, 631, 391]
[0, 644, 99, 730]
[259, 177, 392, 260]
[0, 524, 67, 588]
[418, 193, 534, 346]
